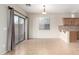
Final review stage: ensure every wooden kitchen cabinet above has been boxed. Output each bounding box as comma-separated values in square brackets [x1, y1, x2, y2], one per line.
[70, 31, 77, 42]
[63, 18, 79, 42]
[74, 19, 79, 25]
[63, 18, 79, 26]
[63, 18, 72, 25]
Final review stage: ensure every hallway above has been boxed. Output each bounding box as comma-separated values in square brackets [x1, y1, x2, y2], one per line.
[6, 39, 79, 55]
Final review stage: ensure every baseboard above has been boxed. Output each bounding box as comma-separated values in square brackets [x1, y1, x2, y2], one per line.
[28, 38, 60, 40]
[0, 50, 8, 55]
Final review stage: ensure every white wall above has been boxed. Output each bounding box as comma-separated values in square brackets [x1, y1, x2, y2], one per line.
[0, 4, 27, 54]
[60, 31, 70, 43]
[0, 5, 8, 54]
[28, 13, 71, 39]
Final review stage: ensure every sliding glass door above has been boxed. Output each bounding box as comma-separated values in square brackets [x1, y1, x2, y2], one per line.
[14, 15, 25, 44]
[14, 15, 19, 44]
[19, 17, 25, 42]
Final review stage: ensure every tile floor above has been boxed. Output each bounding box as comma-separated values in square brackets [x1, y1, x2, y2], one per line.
[5, 38, 79, 55]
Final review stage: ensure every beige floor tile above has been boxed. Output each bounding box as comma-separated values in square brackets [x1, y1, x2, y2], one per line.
[5, 38, 79, 55]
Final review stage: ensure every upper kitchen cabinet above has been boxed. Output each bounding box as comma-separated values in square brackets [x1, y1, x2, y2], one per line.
[63, 18, 79, 26]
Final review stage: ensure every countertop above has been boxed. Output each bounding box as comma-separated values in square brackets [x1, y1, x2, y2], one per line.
[59, 25, 79, 31]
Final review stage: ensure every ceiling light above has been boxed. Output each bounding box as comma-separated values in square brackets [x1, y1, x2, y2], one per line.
[26, 4, 31, 6]
[42, 11, 46, 14]
[42, 5, 46, 14]
[71, 14, 75, 18]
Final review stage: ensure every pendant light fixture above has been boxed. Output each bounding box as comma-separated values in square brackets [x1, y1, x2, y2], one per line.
[42, 5, 46, 14]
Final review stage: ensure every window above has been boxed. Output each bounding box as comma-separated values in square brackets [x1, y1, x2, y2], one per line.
[39, 16, 50, 30]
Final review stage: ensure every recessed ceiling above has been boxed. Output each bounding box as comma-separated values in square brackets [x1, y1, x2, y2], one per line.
[18, 4, 79, 14]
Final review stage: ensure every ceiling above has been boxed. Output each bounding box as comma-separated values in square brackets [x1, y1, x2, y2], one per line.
[18, 4, 79, 14]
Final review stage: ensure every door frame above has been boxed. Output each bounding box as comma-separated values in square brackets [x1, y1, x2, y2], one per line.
[7, 6, 29, 51]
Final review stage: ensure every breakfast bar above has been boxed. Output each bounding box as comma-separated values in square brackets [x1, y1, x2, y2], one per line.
[59, 18, 79, 42]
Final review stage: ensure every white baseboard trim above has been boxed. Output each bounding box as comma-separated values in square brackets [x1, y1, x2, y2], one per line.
[0, 50, 8, 55]
[29, 38, 60, 40]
